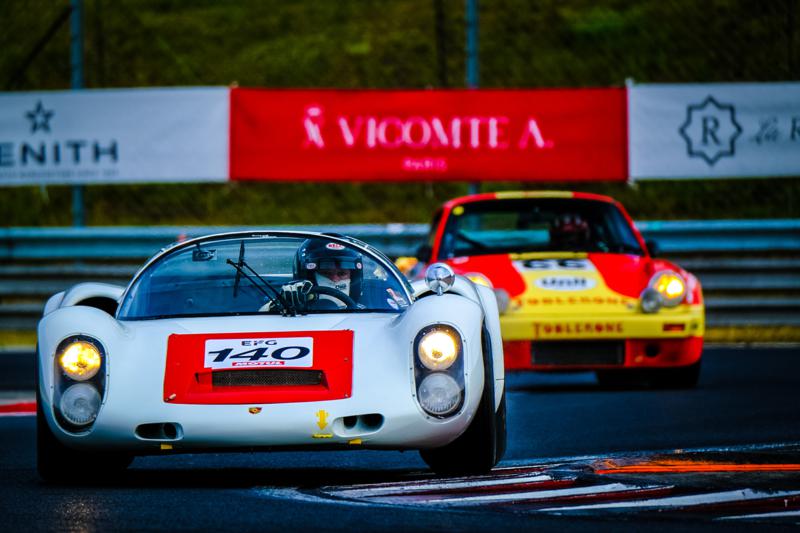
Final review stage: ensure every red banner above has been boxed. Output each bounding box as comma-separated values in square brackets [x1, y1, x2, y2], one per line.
[230, 89, 627, 182]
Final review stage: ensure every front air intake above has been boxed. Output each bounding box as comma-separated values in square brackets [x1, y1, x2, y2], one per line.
[211, 369, 324, 387]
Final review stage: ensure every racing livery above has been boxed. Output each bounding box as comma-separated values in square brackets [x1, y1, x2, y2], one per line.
[416, 191, 704, 387]
[36, 231, 505, 481]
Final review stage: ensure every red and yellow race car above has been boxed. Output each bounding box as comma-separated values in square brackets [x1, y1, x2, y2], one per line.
[416, 191, 704, 387]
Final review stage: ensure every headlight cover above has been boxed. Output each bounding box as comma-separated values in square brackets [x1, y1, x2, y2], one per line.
[53, 335, 107, 433]
[59, 383, 101, 427]
[640, 287, 663, 314]
[417, 328, 460, 371]
[417, 373, 462, 417]
[649, 271, 687, 307]
[413, 324, 465, 418]
[58, 340, 102, 381]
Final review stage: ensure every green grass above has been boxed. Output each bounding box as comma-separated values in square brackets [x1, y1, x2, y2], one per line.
[4, 327, 798, 349]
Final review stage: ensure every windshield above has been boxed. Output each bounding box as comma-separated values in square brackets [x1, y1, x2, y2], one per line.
[118, 234, 411, 320]
[438, 198, 643, 258]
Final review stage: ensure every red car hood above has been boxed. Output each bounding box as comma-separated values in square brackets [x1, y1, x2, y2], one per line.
[446, 252, 654, 299]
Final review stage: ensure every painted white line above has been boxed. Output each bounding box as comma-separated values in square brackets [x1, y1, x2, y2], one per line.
[501, 441, 800, 470]
[321, 465, 548, 492]
[255, 487, 376, 508]
[0, 411, 35, 417]
[378, 483, 665, 506]
[331, 473, 559, 498]
[539, 488, 800, 513]
[718, 510, 800, 521]
[715, 509, 800, 520]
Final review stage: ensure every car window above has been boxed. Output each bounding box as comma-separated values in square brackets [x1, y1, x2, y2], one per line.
[118, 235, 411, 320]
[439, 198, 643, 258]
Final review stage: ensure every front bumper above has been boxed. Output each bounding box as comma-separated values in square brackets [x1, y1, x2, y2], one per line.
[500, 304, 705, 370]
[42, 388, 478, 454]
[504, 337, 703, 370]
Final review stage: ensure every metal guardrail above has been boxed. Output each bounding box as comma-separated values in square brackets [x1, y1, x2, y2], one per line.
[0, 224, 429, 261]
[635, 220, 800, 253]
[1, 220, 798, 330]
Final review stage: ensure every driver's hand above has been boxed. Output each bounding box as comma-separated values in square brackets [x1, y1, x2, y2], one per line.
[258, 280, 313, 312]
[281, 280, 313, 310]
[258, 299, 278, 312]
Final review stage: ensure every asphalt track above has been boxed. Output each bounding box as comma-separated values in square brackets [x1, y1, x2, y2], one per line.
[1, 346, 799, 531]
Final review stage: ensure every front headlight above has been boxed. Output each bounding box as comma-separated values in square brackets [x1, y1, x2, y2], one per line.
[58, 340, 102, 381]
[59, 383, 101, 426]
[417, 373, 461, 416]
[465, 273, 492, 288]
[650, 271, 686, 307]
[413, 324, 465, 418]
[418, 329, 459, 370]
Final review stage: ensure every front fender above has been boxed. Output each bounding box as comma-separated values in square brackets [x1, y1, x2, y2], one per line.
[37, 306, 130, 442]
[409, 276, 505, 410]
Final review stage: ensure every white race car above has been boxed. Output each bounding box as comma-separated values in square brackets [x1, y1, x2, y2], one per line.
[37, 231, 505, 481]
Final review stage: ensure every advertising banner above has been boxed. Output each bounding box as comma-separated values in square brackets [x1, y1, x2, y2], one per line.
[629, 82, 800, 179]
[0, 87, 229, 186]
[230, 89, 627, 182]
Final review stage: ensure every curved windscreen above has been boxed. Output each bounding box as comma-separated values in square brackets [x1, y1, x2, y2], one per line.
[438, 198, 644, 258]
[118, 235, 411, 320]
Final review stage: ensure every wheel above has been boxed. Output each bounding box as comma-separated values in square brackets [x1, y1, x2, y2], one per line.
[420, 389, 506, 476]
[309, 286, 357, 309]
[420, 326, 506, 476]
[36, 355, 132, 483]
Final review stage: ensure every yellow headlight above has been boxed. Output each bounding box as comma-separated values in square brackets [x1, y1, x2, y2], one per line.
[59, 341, 102, 381]
[466, 273, 493, 288]
[651, 271, 686, 307]
[418, 330, 459, 370]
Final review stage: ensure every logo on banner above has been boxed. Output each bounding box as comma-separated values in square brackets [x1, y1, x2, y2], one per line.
[25, 101, 54, 134]
[301, 104, 555, 173]
[678, 95, 742, 166]
[0, 100, 119, 180]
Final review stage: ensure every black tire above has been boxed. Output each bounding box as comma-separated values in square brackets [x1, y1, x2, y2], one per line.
[420, 326, 506, 476]
[36, 355, 132, 483]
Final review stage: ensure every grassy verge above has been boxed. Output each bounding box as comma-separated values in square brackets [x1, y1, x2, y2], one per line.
[3, 327, 798, 349]
[0, 331, 37, 348]
[703, 326, 800, 344]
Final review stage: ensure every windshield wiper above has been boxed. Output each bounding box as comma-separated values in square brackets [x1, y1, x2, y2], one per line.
[232, 241, 245, 298]
[226, 241, 293, 315]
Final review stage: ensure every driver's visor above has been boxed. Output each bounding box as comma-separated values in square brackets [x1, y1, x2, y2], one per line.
[308, 259, 360, 270]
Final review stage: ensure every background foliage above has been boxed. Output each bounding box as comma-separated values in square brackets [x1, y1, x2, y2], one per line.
[2, 0, 798, 225]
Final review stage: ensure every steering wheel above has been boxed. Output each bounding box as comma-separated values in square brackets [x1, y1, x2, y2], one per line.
[310, 286, 357, 309]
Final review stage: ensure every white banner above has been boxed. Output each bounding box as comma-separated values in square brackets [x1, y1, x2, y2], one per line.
[629, 82, 800, 179]
[0, 87, 229, 185]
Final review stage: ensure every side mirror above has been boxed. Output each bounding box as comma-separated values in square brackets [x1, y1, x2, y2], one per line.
[415, 244, 432, 263]
[645, 239, 660, 258]
[425, 263, 455, 295]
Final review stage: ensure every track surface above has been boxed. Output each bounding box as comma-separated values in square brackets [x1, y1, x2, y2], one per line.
[1, 346, 799, 531]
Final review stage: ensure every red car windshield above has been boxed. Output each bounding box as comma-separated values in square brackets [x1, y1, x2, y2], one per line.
[438, 198, 644, 258]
